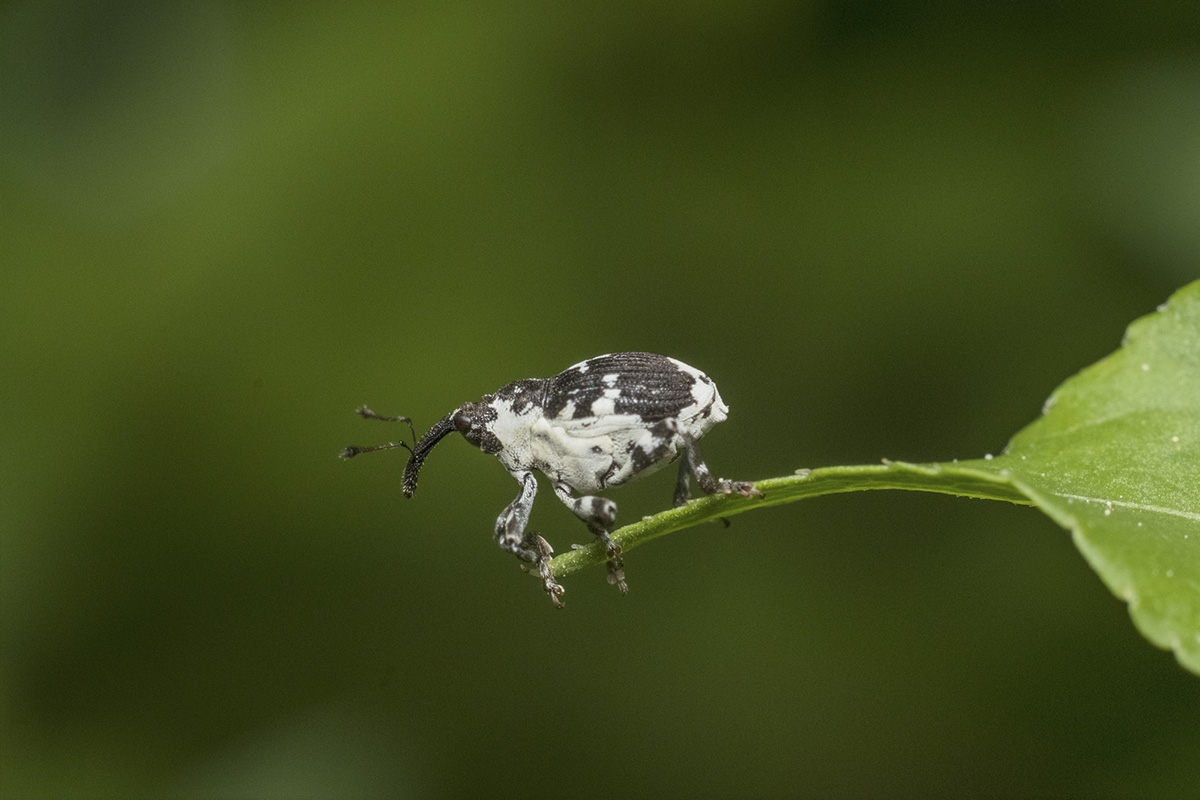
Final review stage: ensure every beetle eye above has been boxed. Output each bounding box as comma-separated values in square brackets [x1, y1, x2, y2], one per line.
[453, 411, 472, 435]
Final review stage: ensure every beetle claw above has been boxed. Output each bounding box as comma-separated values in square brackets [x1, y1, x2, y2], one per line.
[525, 532, 566, 607]
[718, 479, 763, 499]
[591, 530, 627, 594]
[539, 563, 566, 607]
[606, 565, 628, 594]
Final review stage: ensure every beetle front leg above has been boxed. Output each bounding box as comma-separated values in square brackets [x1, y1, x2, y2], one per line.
[553, 481, 627, 594]
[496, 470, 564, 607]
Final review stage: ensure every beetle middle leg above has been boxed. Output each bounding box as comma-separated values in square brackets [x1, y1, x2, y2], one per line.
[497, 470, 564, 606]
[553, 481, 627, 594]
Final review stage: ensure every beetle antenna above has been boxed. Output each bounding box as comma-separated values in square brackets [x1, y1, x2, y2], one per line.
[338, 441, 412, 460]
[355, 406, 417, 449]
[340, 406, 417, 460]
[402, 413, 456, 498]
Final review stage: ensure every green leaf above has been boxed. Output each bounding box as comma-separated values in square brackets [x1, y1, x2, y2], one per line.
[548, 281, 1200, 675]
[969, 279, 1200, 674]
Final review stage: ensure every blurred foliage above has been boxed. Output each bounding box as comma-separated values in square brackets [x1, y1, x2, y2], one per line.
[3, 1, 1200, 797]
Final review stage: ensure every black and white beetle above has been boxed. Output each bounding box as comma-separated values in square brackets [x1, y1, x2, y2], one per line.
[340, 352, 760, 606]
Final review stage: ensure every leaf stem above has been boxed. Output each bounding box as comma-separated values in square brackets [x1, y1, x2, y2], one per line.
[548, 460, 1033, 578]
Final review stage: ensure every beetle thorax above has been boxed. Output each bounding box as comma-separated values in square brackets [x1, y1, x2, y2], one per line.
[475, 379, 549, 469]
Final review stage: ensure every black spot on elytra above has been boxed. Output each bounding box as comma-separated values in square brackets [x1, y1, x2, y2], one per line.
[543, 352, 696, 422]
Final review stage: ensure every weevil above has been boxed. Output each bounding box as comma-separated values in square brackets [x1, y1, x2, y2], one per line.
[340, 352, 761, 606]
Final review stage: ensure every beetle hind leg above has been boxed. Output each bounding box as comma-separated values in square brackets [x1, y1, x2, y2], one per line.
[553, 482, 627, 594]
[681, 433, 762, 500]
[673, 457, 692, 508]
[675, 448, 736, 527]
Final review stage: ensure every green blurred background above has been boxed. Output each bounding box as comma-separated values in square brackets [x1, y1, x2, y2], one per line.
[3, 1, 1200, 797]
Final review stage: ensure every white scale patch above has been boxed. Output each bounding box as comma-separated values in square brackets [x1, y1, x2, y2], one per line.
[589, 397, 616, 417]
[490, 396, 543, 474]
[527, 416, 616, 491]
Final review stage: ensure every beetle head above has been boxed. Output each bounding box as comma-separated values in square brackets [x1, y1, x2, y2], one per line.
[452, 400, 502, 455]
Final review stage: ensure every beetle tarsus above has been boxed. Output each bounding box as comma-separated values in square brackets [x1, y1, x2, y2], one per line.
[594, 530, 627, 594]
[717, 479, 763, 499]
[522, 531, 565, 607]
[540, 562, 566, 608]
